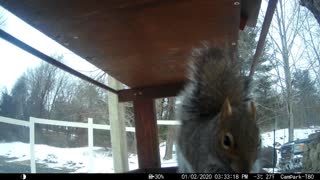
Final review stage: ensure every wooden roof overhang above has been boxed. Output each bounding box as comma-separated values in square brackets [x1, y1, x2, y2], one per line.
[0, 0, 267, 171]
[0, 0, 261, 101]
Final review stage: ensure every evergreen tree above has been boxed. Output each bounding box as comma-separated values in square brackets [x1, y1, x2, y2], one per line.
[292, 69, 319, 126]
[238, 27, 276, 132]
[0, 90, 14, 118]
[11, 74, 29, 120]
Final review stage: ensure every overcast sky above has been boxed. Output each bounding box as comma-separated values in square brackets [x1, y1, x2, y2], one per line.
[0, 6, 100, 92]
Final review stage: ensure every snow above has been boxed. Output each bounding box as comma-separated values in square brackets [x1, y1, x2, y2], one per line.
[0, 127, 319, 173]
[0, 141, 176, 173]
[261, 127, 320, 148]
[260, 127, 320, 173]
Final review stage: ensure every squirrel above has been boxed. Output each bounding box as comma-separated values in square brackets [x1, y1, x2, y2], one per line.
[176, 44, 261, 173]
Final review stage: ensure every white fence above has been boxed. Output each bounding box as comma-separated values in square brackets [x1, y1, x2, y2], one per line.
[0, 115, 180, 173]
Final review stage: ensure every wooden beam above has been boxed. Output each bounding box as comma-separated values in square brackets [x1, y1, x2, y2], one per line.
[0, 30, 118, 95]
[108, 76, 129, 172]
[118, 82, 185, 102]
[249, 0, 278, 78]
[133, 99, 160, 169]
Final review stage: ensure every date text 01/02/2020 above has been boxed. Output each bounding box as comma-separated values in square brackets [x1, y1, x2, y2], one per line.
[180, 174, 242, 180]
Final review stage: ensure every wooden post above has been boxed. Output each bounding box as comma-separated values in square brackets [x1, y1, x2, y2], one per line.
[133, 99, 161, 169]
[88, 118, 94, 173]
[29, 117, 36, 173]
[108, 76, 129, 172]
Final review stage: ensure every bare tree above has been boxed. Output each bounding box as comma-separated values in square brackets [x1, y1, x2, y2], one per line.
[299, 10, 320, 87]
[268, 0, 307, 141]
[156, 97, 177, 160]
[163, 97, 177, 160]
[26, 62, 58, 118]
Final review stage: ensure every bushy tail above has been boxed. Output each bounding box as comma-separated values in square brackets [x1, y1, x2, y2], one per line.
[178, 45, 251, 121]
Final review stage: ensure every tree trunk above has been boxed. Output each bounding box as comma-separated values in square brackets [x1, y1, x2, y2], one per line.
[282, 43, 294, 141]
[131, 134, 137, 154]
[275, 0, 296, 142]
[163, 97, 176, 160]
[164, 126, 177, 160]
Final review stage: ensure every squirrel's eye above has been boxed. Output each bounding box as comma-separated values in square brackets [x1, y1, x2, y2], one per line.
[222, 132, 234, 150]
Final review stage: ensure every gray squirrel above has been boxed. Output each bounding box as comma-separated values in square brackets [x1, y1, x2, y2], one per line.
[176, 44, 261, 173]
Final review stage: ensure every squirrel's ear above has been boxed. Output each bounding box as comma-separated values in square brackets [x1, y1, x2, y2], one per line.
[248, 101, 256, 121]
[220, 97, 232, 120]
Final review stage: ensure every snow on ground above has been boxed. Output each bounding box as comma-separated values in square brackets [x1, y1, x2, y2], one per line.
[0, 127, 319, 173]
[260, 127, 320, 173]
[0, 141, 176, 173]
[261, 127, 320, 148]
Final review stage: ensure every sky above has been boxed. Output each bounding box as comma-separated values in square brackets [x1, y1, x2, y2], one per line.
[0, 6, 100, 92]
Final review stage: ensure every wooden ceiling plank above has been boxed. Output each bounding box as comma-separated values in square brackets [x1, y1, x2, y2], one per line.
[0, 0, 242, 88]
[118, 82, 184, 102]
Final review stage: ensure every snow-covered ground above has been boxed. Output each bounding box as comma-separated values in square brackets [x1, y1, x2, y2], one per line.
[0, 141, 176, 173]
[261, 127, 320, 148]
[0, 127, 319, 173]
[260, 127, 320, 173]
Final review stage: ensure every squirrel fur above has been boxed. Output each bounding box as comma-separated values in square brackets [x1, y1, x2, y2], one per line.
[176, 44, 260, 173]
